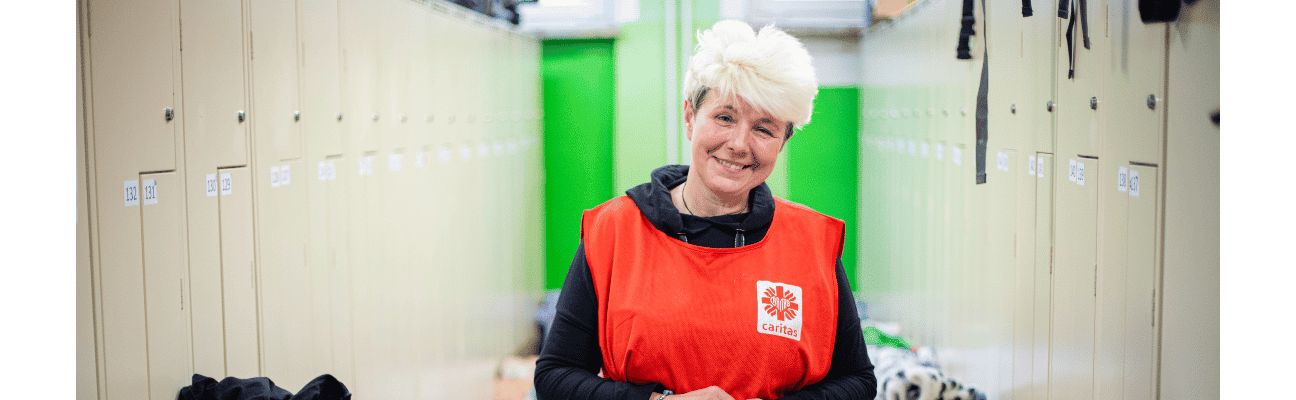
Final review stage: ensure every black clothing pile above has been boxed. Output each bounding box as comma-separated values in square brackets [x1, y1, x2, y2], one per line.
[177, 373, 351, 400]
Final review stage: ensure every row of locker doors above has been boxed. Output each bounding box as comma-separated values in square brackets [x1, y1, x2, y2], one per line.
[94, 168, 258, 400]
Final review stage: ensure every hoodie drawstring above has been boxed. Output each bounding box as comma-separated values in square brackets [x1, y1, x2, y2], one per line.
[734, 229, 746, 247]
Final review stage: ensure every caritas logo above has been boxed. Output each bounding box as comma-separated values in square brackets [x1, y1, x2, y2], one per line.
[757, 281, 803, 341]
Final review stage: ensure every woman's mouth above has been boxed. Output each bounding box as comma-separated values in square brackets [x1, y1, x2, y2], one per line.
[714, 156, 753, 172]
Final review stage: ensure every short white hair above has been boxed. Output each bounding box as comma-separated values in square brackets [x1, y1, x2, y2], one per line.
[684, 20, 818, 132]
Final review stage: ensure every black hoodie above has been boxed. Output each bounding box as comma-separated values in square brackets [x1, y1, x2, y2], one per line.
[534, 165, 877, 400]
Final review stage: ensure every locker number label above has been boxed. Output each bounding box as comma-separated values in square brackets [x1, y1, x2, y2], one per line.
[388, 153, 403, 172]
[907, 140, 916, 156]
[124, 180, 140, 207]
[493, 141, 504, 157]
[142, 179, 158, 205]
[1069, 159, 1078, 182]
[416, 151, 425, 168]
[935, 143, 944, 160]
[327, 161, 337, 181]
[1028, 155, 1037, 176]
[920, 142, 929, 158]
[271, 166, 281, 187]
[1037, 157, 1045, 178]
[440, 147, 453, 164]
[1128, 169, 1140, 198]
[1076, 161, 1086, 186]
[206, 174, 219, 197]
[220, 173, 233, 196]
[318, 161, 327, 182]
[952, 147, 963, 166]
[281, 165, 291, 186]
[1117, 166, 1128, 192]
[996, 152, 1009, 172]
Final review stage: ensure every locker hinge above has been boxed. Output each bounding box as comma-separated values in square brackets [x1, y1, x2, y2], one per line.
[1093, 264, 1098, 296]
[180, 278, 184, 310]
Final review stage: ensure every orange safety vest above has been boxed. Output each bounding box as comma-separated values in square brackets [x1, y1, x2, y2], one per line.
[581, 196, 844, 399]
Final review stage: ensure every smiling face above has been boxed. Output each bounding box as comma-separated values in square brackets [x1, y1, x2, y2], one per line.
[684, 92, 790, 203]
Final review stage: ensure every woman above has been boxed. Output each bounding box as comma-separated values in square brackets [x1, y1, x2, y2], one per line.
[534, 20, 875, 400]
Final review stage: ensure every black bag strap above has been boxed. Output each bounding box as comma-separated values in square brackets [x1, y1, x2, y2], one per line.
[1079, 0, 1091, 49]
[1023, 0, 1034, 17]
[975, 0, 989, 184]
[956, 0, 976, 60]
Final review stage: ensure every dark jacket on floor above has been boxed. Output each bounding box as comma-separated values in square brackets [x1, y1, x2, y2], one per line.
[177, 373, 351, 400]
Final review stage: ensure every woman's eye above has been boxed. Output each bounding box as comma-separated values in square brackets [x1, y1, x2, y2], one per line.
[757, 127, 773, 137]
[716, 115, 733, 123]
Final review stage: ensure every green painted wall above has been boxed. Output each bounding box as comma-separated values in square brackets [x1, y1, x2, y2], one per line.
[542, 39, 616, 290]
[787, 86, 861, 289]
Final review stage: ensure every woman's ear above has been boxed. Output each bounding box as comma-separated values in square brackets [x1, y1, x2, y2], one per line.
[683, 100, 695, 141]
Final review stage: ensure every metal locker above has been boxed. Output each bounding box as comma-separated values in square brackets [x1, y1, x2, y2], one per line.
[306, 157, 336, 383]
[1024, 0, 1060, 152]
[300, 0, 345, 156]
[379, 0, 417, 148]
[345, 150, 382, 398]
[1050, 156, 1099, 400]
[86, 0, 180, 174]
[256, 159, 316, 390]
[96, 174, 151, 400]
[217, 167, 261, 378]
[1032, 153, 1054, 400]
[1123, 165, 1159, 400]
[339, 0, 383, 152]
[1053, 0, 1110, 158]
[249, 0, 303, 162]
[983, 149, 1018, 393]
[1096, 159, 1131, 400]
[140, 172, 194, 399]
[325, 160, 355, 387]
[187, 169, 227, 377]
[1012, 151, 1039, 400]
[1105, 1, 1167, 164]
[180, 0, 249, 167]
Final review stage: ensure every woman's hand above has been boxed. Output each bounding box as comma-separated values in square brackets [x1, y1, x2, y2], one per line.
[650, 386, 735, 400]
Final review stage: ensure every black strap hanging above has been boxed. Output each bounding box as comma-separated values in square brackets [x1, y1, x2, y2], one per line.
[956, 0, 976, 60]
[974, 0, 989, 185]
[1023, 0, 1034, 17]
[1058, 0, 1070, 18]
[1062, 0, 1091, 79]
[1078, 0, 1091, 49]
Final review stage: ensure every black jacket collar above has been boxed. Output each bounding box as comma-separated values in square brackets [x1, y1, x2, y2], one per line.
[625, 165, 775, 240]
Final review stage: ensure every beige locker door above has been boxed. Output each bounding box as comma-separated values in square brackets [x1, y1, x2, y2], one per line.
[300, 0, 344, 156]
[140, 172, 194, 399]
[306, 158, 334, 377]
[189, 170, 226, 376]
[86, 0, 179, 174]
[339, 0, 382, 152]
[76, 3, 100, 397]
[256, 159, 315, 390]
[1012, 151, 1038, 400]
[1096, 161, 1131, 400]
[325, 158, 356, 385]
[98, 180, 149, 400]
[1106, 1, 1167, 163]
[346, 152, 380, 398]
[1032, 153, 1054, 400]
[379, 0, 415, 148]
[1050, 156, 1099, 400]
[1053, 0, 1109, 158]
[1123, 165, 1159, 400]
[250, 0, 303, 161]
[218, 167, 261, 377]
[180, 0, 249, 167]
